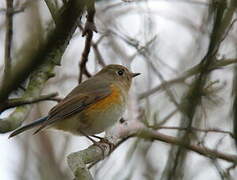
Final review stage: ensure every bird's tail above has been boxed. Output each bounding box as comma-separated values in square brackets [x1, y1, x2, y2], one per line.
[9, 116, 48, 138]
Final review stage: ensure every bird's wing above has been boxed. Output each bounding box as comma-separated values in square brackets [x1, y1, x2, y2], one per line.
[34, 86, 112, 134]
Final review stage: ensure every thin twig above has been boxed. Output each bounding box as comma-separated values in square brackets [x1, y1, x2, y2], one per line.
[149, 126, 234, 138]
[0, 7, 25, 14]
[139, 58, 237, 99]
[138, 129, 237, 163]
[0, 92, 60, 113]
[156, 109, 179, 126]
[146, 59, 182, 112]
[217, 19, 237, 49]
[92, 34, 106, 67]
[78, 0, 96, 83]
[92, 42, 106, 67]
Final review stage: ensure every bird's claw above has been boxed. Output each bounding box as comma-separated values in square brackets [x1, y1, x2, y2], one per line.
[92, 138, 115, 157]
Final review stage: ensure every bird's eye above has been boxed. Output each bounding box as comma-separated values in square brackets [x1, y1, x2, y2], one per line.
[117, 69, 124, 76]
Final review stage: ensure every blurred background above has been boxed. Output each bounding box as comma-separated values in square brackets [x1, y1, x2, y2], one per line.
[0, 0, 237, 179]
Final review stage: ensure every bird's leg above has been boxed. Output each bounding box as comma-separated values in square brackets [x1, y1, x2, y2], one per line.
[79, 131, 108, 156]
[79, 130, 97, 143]
[85, 135, 97, 144]
[91, 135, 103, 140]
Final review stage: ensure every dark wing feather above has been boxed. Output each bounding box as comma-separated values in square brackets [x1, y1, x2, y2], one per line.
[34, 86, 111, 134]
[50, 88, 111, 119]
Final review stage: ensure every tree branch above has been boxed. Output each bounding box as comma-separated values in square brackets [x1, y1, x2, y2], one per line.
[43, 0, 58, 21]
[149, 125, 234, 138]
[78, 0, 96, 83]
[3, 0, 13, 83]
[67, 121, 237, 180]
[0, 92, 59, 113]
[92, 40, 106, 67]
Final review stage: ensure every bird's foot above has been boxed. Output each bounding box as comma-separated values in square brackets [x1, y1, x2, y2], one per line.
[90, 136, 115, 155]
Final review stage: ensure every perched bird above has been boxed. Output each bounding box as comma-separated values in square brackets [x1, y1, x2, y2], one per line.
[9, 64, 140, 138]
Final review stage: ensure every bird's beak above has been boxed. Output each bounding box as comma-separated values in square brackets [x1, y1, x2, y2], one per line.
[131, 72, 141, 78]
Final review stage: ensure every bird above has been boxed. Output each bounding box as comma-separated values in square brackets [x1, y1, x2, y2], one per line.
[9, 64, 140, 138]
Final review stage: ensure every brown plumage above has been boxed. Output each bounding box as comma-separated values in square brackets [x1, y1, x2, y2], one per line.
[9, 64, 140, 138]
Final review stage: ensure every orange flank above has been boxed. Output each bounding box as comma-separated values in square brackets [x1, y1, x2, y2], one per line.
[85, 84, 121, 112]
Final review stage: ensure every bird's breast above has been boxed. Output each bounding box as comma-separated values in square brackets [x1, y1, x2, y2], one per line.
[81, 84, 126, 134]
[86, 84, 125, 112]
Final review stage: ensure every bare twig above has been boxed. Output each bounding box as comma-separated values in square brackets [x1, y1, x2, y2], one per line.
[157, 109, 179, 126]
[0, 7, 25, 14]
[139, 129, 237, 163]
[139, 58, 237, 99]
[146, 59, 182, 111]
[92, 41, 106, 67]
[78, 0, 96, 83]
[149, 126, 234, 138]
[0, 92, 60, 113]
[217, 19, 237, 49]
